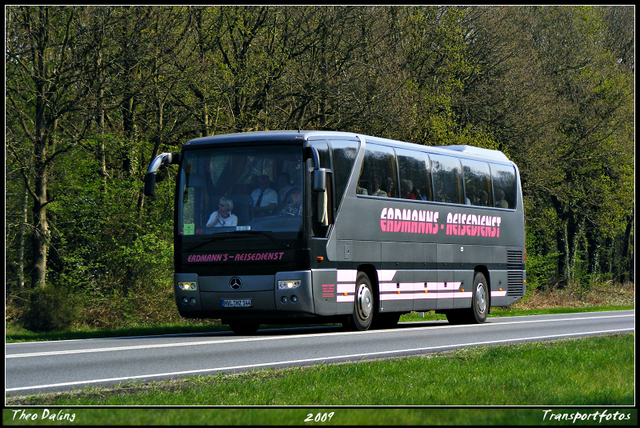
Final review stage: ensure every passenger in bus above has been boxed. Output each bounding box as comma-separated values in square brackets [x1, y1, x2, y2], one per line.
[413, 186, 424, 201]
[419, 185, 430, 201]
[478, 190, 490, 206]
[206, 197, 238, 228]
[371, 179, 387, 197]
[280, 187, 302, 216]
[436, 183, 450, 203]
[465, 185, 475, 205]
[277, 173, 294, 207]
[495, 189, 509, 208]
[251, 175, 278, 217]
[356, 179, 369, 195]
[384, 177, 396, 197]
[402, 180, 416, 199]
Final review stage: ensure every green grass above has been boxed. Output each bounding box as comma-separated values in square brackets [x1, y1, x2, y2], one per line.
[6, 333, 634, 407]
[6, 407, 636, 426]
[5, 289, 634, 425]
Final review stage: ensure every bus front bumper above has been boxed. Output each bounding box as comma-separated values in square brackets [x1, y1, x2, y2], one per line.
[174, 271, 315, 318]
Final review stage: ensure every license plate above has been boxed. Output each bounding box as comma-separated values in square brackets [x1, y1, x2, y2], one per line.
[222, 299, 252, 308]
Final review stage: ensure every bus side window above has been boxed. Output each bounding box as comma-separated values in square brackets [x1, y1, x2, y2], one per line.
[329, 139, 359, 209]
[431, 154, 463, 204]
[462, 159, 493, 207]
[491, 163, 517, 209]
[397, 149, 433, 201]
[359, 144, 398, 198]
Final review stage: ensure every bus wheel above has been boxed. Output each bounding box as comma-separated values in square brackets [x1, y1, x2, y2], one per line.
[229, 321, 260, 335]
[470, 272, 488, 323]
[344, 272, 375, 331]
[445, 310, 467, 325]
[373, 313, 400, 329]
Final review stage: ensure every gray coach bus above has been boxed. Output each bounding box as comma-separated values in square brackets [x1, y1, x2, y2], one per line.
[145, 131, 526, 334]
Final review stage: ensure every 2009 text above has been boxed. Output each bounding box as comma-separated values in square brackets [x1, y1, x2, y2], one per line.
[304, 412, 335, 423]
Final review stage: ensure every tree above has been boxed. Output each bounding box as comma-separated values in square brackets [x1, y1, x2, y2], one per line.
[6, 6, 95, 289]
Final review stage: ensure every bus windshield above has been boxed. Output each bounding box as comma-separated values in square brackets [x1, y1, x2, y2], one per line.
[178, 145, 304, 236]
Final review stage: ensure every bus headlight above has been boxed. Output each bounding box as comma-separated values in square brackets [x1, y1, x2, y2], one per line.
[278, 280, 301, 290]
[178, 282, 197, 291]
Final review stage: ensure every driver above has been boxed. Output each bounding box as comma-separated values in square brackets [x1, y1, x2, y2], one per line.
[206, 197, 238, 227]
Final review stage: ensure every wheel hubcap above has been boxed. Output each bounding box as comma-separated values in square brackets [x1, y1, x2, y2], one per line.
[356, 284, 372, 319]
[475, 283, 487, 314]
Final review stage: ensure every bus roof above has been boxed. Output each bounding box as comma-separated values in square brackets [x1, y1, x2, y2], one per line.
[183, 130, 513, 164]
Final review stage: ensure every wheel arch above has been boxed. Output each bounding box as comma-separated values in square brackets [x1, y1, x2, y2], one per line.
[357, 264, 380, 311]
[473, 265, 491, 313]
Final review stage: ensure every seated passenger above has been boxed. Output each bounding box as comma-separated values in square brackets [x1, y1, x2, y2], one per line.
[435, 183, 450, 202]
[206, 197, 238, 228]
[478, 190, 489, 206]
[251, 174, 278, 217]
[356, 179, 369, 195]
[277, 173, 293, 207]
[280, 187, 302, 216]
[385, 177, 396, 197]
[402, 180, 416, 199]
[371, 179, 387, 197]
[495, 189, 509, 208]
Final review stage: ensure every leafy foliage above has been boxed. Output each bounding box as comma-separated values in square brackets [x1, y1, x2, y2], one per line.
[5, 6, 634, 331]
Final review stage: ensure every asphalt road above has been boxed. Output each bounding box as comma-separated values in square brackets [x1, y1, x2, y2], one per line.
[5, 310, 634, 396]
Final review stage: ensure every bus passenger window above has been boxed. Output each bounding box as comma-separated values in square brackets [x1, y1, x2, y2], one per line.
[397, 149, 432, 201]
[491, 163, 517, 209]
[359, 144, 398, 198]
[431, 155, 463, 204]
[462, 160, 493, 207]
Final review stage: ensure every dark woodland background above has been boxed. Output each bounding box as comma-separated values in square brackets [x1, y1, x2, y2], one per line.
[5, 6, 634, 331]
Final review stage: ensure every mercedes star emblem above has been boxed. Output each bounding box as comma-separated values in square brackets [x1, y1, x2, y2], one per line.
[229, 277, 243, 290]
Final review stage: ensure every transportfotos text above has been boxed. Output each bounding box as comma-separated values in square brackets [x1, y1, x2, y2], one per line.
[379, 208, 502, 238]
[541, 409, 632, 423]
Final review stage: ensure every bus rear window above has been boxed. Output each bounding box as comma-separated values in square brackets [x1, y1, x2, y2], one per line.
[462, 159, 493, 207]
[491, 163, 517, 209]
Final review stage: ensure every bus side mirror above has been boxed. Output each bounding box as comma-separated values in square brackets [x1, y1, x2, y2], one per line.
[144, 152, 181, 197]
[144, 173, 157, 197]
[313, 169, 328, 192]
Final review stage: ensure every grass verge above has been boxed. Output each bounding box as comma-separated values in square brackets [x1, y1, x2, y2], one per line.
[6, 333, 634, 407]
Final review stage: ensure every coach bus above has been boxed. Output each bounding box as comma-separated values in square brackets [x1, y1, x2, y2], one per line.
[144, 131, 526, 334]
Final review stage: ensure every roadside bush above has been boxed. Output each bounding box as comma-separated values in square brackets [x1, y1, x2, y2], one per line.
[19, 286, 77, 332]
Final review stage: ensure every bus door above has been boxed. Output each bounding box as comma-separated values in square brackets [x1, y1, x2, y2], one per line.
[308, 140, 337, 315]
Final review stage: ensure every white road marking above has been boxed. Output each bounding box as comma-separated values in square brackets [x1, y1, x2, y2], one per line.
[6, 313, 634, 359]
[6, 327, 632, 393]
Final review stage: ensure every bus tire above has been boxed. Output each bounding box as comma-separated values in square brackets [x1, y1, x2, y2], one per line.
[229, 321, 260, 335]
[344, 272, 375, 331]
[445, 310, 467, 325]
[470, 271, 489, 323]
[373, 313, 400, 329]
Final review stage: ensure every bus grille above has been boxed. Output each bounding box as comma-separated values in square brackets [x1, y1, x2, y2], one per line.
[507, 250, 524, 297]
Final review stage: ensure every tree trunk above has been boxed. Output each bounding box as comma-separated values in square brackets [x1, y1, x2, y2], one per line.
[18, 188, 28, 290]
[30, 10, 50, 289]
[31, 146, 49, 289]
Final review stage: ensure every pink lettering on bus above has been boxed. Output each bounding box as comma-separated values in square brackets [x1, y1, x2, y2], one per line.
[444, 212, 501, 238]
[188, 252, 285, 263]
[380, 208, 439, 235]
[380, 208, 501, 238]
